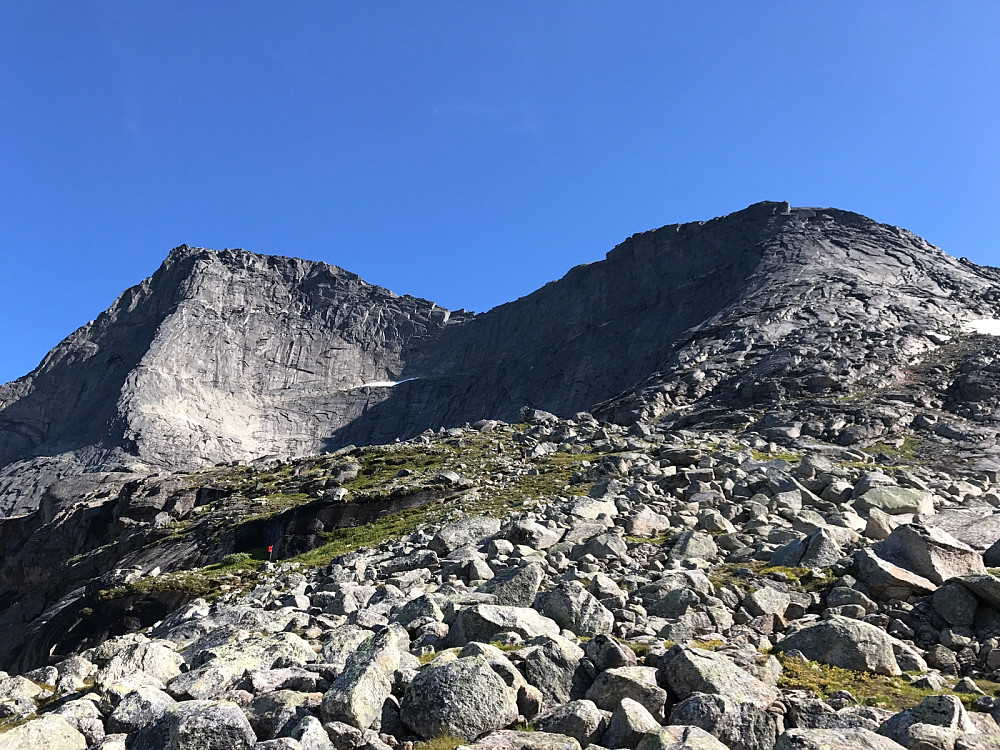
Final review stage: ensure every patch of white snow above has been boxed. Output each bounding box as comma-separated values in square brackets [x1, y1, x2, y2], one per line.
[358, 377, 419, 388]
[964, 319, 1000, 336]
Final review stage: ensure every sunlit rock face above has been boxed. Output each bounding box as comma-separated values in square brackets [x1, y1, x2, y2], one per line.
[4, 201, 1000, 514]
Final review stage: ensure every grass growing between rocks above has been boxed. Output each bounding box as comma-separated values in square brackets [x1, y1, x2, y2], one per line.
[750, 450, 802, 463]
[707, 562, 832, 595]
[287, 498, 460, 568]
[95, 547, 270, 601]
[863, 436, 921, 461]
[778, 655, 1000, 712]
[415, 735, 466, 750]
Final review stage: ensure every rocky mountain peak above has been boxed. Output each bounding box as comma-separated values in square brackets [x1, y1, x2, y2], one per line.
[3, 203, 1000, 518]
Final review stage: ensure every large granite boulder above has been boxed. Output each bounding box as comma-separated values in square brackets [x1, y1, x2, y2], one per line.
[400, 656, 518, 741]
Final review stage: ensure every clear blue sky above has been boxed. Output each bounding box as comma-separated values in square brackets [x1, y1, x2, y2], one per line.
[2, 2, 998, 384]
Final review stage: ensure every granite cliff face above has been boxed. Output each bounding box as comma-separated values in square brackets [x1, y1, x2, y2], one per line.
[3, 202, 1000, 516]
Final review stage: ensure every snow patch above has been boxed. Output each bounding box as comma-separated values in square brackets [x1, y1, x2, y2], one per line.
[359, 377, 419, 388]
[964, 319, 1000, 336]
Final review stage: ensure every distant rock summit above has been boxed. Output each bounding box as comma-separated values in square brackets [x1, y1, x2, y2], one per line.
[3, 201, 1000, 514]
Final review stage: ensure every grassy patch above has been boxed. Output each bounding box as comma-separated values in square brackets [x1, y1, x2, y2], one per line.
[778, 654, 1000, 711]
[708, 562, 831, 595]
[863, 436, 921, 462]
[692, 638, 724, 651]
[625, 531, 671, 546]
[286, 499, 458, 568]
[751, 450, 802, 463]
[95, 547, 269, 601]
[415, 735, 466, 750]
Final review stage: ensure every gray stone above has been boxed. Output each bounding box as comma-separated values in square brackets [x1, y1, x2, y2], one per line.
[603, 697, 660, 749]
[670, 692, 778, 750]
[743, 586, 790, 618]
[855, 488, 934, 517]
[522, 635, 589, 707]
[400, 656, 518, 741]
[583, 635, 638, 672]
[248, 690, 319, 740]
[658, 647, 778, 708]
[479, 563, 545, 607]
[291, 715, 336, 750]
[636, 726, 730, 750]
[447, 605, 560, 647]
[878, 694, 975, 745]
[472, 730, 582, 750]
[585, 666, 667, 721]
[854, 548, 938, 598]
[666, 532, 718, 562]
[777, 615, 903, 676]
[94, 639, 184, 691]
[0, 714, 87, 750]
[132, 700, 257, 750]
[955, 573, 1000, 609]
[873, 523, 986, 585]
[775, 728, 906, 750]
[107, 686, 177, 734]
[430, 517, 503, 556]
[532, 700, 607, 746]
[321, 624, 408, 731]
[536, 581, 614, 637]
[932, 582, 979, 626]
[321, 625, 375, 670]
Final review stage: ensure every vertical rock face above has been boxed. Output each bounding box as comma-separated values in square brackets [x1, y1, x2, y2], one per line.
[0, 246, 461, 514]
[3, 201, 1000, 514]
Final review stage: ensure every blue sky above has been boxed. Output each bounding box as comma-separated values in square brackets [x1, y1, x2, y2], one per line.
[1, 2, 998, 384]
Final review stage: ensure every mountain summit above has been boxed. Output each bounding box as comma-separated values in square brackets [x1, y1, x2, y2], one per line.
[2, 201, 1000, 514]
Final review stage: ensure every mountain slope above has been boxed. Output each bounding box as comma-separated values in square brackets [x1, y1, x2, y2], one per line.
[3, 201, 1000, 515]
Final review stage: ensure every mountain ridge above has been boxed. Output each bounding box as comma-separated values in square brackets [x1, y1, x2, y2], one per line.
[3, 201, 1000, 516]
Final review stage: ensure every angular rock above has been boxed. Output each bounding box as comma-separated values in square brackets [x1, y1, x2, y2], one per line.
[479, 563, 545, 607]
[855, 487, 934, 517]
[657, 647, 778, 708]
[472, 730, 582, 750]
[107, 686, 177, 735]
[670, 692, 778, 750]
[132, 700, 257, 750]
[0, 714, 87, 750]
[446, 605, 560, 647]
[931, 582, 979, 627]
[873, 523, 987, 585]
[877, 694, 976, 745]
[585, 666, 668, 721]
[532, 700, 607, 746]
[321, 624, 407, 731]
[604, 697, 660, 749]
[522, 635, 589, 707]
[954, 573, 1000, 609]
[536, 581, 614, 637]
[430, 517, 502, 556]
[854, 548, 938, 598]
[636, 726, 730, 750]
[248, 690, 319, 740]
[95, 639, 184, 691]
